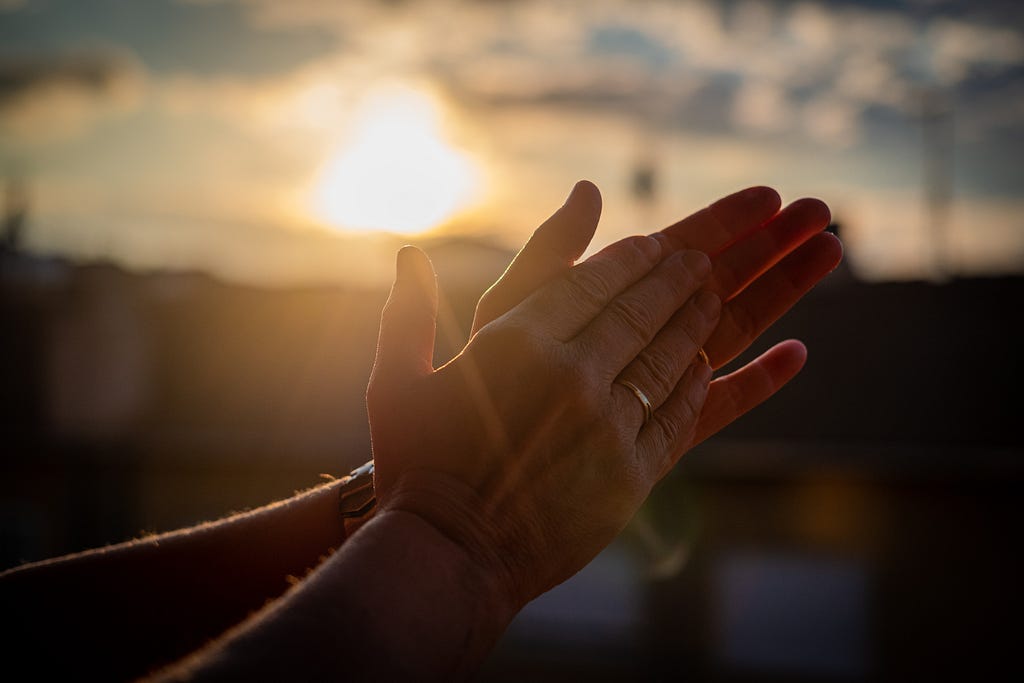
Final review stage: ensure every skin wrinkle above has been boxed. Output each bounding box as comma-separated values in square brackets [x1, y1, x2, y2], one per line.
[618, 289, 719, 413]
[648, 364, 708, 479]
[579, 250, 707, 371]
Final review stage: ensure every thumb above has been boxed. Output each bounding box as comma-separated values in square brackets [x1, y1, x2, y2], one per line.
[472, 180, 601, 334]
[372, 245, 438, 384]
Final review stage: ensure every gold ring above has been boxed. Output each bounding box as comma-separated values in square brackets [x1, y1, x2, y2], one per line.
[696, 347, 710, 366]
[617, 380, 653, 424]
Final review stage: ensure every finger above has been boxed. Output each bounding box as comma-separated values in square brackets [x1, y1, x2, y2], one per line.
[575, 249, 712, 373]
[370, 246, 438, 384]
[613, 289, 720, 423]
[709, 197, 831, 301]
[638, 361, 714, 480]
[522, 234, 663, 340]
[705, 232, 843, 367]
[655, 186, 782, 255]
[472, 180, 601, 335]
[694, 340, 808, 446]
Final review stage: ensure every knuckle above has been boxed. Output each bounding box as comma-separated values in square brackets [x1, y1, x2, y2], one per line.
[682, 385, 703, 424]
[564, 265, 612, 308]
[655, 411, 683, 449]
[608, 297, 654, 342]
[636, 350, 675, 398]
[667, 385, 702, 441]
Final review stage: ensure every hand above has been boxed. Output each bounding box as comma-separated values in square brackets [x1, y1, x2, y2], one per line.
[367, 237, 719, 607]
[473, 181, 842, 445]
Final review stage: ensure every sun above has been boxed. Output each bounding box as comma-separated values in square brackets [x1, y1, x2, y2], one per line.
[310, 85, 481, 235]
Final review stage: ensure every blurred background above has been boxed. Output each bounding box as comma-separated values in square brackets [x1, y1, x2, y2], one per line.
[0, 0, 1021, 680]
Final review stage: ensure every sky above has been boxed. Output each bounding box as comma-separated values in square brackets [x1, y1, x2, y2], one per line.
[1, 0, 1022, 285]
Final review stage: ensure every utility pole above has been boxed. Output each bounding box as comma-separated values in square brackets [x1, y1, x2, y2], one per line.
[920, 88, 954, 281]
[2, 173, 29, 253]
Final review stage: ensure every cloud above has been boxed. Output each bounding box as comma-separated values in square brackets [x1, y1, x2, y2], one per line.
[732, 80, 795, 135]
[7, 0, 1019, 286]
[927, 18, 1024, 84]
[0, 50, 145, 142]
[163, 1, 1022, 152]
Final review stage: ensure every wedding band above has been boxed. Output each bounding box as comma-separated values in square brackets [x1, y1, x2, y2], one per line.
[617, 380, 653, 424]
[697, 347, 710, 366]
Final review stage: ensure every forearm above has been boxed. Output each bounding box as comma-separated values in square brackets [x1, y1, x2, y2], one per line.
[1, 477, 350, 681]
[154, 510, 518, 682]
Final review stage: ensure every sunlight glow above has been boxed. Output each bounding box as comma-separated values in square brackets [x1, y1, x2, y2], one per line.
[310, 85, 480, 234]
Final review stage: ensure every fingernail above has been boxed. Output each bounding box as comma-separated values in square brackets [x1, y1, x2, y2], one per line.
[695, 290, 720, 318]
[647, 232, 674, 256]
[563, 183, 580, 206]
[741, 186, 779, 205]
[682, 250, 711, 277]
[637, 235, 662, 260]
[564, 180, 589, 206]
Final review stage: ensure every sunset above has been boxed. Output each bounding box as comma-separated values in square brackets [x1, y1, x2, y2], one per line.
[0, 0, 1021, 284]
[309, 84, 482, 234]
[1, 1, 1022, 680]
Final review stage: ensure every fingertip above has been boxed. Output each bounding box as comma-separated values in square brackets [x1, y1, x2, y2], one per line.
[822, 230, 845, 262]
[397, 244, 416, 261]
[739, 185, 782, 215]
[569, 179, 602, 212]
[648, 232, 673, 251]
[397, 243, 427, 268]
[396, 245, 436, 292]
[803, 231, 845, 272]
[638, 234, 663, 261]
[397, 244, 422, 263]
[774, 339, 808, 373]
[564, 180, 603, 226]
[700, 186, 784, 251]
[534, 181, 602, 261]
[789, 338, 808, 358]
[681, 249, 712, 279]
[788, 197, 832, 229]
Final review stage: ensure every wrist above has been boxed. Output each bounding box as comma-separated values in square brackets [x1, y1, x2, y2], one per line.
[379, 468, 529, 611]
[354, 508, 519, 677]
